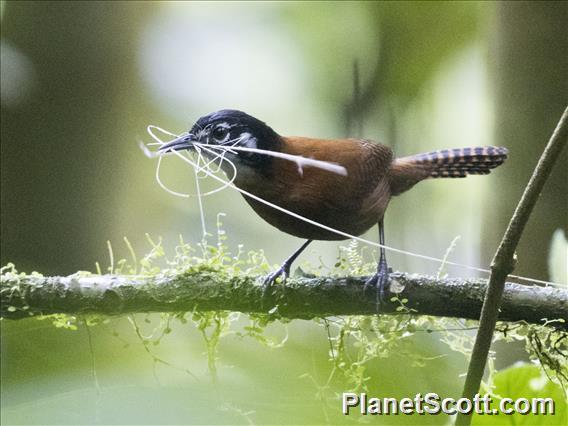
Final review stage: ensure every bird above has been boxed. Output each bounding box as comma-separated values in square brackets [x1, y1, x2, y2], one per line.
[159, 109, 508, 306]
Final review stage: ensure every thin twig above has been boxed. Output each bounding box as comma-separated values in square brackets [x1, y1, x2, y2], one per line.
[456, 106, 568, 426]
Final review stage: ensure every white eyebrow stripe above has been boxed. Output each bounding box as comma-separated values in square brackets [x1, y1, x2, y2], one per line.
[239, 132, 257, 149]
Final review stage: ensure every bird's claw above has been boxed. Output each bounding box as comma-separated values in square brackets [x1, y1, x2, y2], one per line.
[364, 267, 390, 311]
[262, 266, 289, 298]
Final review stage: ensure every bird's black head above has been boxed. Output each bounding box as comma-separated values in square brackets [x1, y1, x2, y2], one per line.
[159, 110, 281, 173]
[191, 110, 280, 149]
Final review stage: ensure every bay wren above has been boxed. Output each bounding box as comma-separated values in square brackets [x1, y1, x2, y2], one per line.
[159, 110, 508, 305]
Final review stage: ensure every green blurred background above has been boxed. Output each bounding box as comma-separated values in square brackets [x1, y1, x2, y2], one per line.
[1, 1, 566, 425]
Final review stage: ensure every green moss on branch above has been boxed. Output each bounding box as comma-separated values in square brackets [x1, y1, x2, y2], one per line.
[2, 269, 566, 328]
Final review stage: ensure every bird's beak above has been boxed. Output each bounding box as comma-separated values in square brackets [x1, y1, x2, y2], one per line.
[158, 134, 195, 153]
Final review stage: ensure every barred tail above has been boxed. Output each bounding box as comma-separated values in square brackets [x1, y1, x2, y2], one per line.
[389, 146, 508, 196]
[410, 146, 509, 177]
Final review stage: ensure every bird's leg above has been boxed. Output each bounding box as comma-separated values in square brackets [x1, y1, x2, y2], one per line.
[364, 218, 390, 310]
[263, 239, 312, 295]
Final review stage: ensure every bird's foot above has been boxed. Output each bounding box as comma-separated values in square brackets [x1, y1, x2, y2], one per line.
[262, 264, 290, 299]
[364, 267, 391, 312]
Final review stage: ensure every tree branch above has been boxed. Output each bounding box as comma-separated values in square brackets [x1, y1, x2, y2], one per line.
[1, 270, 566, 328]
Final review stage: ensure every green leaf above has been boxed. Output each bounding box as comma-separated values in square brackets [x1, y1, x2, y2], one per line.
[473, 364, 566, 425]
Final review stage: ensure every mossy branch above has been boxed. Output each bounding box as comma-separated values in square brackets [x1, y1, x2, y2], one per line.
[1, 270, 566, 328]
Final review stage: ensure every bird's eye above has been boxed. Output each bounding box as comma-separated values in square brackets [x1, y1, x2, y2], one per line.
[212, 126, 230, 142]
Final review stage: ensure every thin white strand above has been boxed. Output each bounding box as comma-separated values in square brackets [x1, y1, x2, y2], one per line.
[147, 125, 179, 139]
[155, 155, 190, 198]
[180, 145, 239, 197]
[204, 144, 348, 176]
[192, 145, 234, 180]
[193, 165, 207, 237]
[151, 135, 238, 198]
[200, 146, 226, 174]
[212, 141, 244, 168]
[191, 146, 210, 179]
[192, 147, 213, 180]
[194, 145, 239, 196]
[139, 141, 160, 159]
[145, 128, 238, 196]
[217, 134, 245, 147]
